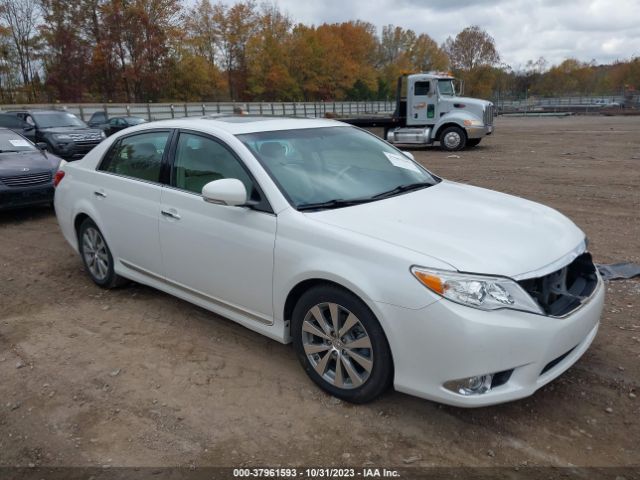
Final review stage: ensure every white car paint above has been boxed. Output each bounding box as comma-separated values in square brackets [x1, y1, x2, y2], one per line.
[54, 116, 604, 407]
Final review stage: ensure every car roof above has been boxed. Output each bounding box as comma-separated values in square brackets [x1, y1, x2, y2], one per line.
[27, 109, 73, 113]
[134, 116, 347, 135]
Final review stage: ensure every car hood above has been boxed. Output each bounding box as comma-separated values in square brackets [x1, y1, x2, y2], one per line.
[39, 127, 102, 135]
[0, 151, 60, 175]
[307, 181, 585, 279]
[442, 96, 492, 108]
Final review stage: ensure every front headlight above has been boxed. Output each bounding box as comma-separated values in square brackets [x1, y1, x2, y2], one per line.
[53, 134, 72, 141]
[100, 131, 106, 139]
[463, 119, 483, 127]
[411, 267, 543, 314]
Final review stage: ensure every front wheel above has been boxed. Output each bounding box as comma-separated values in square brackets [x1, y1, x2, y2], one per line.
[439, 126, 467, 151]
[291, 285, 393, 403]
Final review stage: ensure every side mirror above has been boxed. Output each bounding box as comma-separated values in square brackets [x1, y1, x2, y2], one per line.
[36, 142, 48, 151]
[202, 178, 247, 206]
[402, 151, 415, 161]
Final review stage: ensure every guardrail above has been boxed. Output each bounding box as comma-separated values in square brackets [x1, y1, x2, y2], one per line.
[2, 95, 638, 120]
[495, 94, 640, 113]
[0, 101, 396, 122]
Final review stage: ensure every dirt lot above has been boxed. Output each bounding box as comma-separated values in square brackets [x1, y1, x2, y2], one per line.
[0, 116, 639, 470]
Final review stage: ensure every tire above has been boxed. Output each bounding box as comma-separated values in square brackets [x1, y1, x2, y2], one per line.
[291, 285, 393, 403]
[78, 218, 126, 288]
[439, 125, 467, 151]
[466, 138, 481, 148]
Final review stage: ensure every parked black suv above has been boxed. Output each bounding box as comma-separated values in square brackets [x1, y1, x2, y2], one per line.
[7, 110, 106, 159]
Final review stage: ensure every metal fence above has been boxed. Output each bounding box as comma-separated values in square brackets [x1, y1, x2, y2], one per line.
[0, 101, 396, 122]
[2, 95, 638, 120]
[495, 94, 640, 114]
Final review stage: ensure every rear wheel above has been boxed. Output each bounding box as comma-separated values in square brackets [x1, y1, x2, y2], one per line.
[291, 285, 393, 403]
[466, 138, 481, 148]
[439, 125, 467, 151]
[78, 218, 126, 288]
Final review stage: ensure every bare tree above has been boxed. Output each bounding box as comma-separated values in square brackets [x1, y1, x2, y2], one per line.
[0, 0, 40, 100]
[443, 25, 500, 71]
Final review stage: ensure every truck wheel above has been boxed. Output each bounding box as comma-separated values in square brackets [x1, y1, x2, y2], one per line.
[440, 126, 466, 151]
[466, 139, 481, 148]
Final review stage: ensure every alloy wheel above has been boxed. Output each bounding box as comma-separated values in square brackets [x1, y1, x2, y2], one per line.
[82, 227, 110, 281]
[301, 302, 374, 389]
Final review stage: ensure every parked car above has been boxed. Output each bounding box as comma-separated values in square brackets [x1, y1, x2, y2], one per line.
[87, 111, 108, 129]
[0, 113, 35, 142]
[104, 116, 147, 136]
[592, 99, 620, 107]
[54, 117, 604, 407]
[0, 128, 62, 210]
[7, 109, 106, 160]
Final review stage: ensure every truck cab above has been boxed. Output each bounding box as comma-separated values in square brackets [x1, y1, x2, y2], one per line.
[387, 72, 494, 150]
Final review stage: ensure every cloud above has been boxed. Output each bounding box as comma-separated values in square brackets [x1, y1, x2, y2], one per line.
[212, 0, 640, 67]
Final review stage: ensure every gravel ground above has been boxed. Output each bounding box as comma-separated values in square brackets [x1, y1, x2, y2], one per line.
[0, 115, 638, 470]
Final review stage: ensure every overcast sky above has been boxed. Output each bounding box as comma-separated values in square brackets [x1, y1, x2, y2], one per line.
[214, 0, 640, 70]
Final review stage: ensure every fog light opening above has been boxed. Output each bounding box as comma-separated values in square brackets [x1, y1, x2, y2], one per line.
[444, 374, 494, 396]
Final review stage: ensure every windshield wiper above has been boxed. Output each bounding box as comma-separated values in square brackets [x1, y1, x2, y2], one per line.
[297, 197, 373, 211]
[371, 182, 433, 200]
[0, 150, 22, 153]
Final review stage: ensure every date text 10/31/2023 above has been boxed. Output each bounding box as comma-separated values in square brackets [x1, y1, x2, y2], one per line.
[232, 468, 401, 478]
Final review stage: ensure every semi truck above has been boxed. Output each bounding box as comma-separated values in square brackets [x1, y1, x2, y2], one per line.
[343, 72, 495, 151]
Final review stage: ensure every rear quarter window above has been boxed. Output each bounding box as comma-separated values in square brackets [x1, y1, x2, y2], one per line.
[98, 131, 171, 183]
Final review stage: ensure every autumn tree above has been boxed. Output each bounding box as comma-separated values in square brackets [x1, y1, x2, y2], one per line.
[39, 0, 92, 101]
[245, 4, 297, 100]
[184, 0, 218, 65]
[214, 0, 258, 100]
[443, 25, 500, 98]
[3, 1, 638, 104]
[443, 25, 499, 71]
[377, 25, 448, 97]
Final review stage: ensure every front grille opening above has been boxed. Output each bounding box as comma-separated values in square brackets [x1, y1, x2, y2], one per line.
[518, 252, 598, 317]
[540, 347, 576, 376]
[1, 172, 52, 187]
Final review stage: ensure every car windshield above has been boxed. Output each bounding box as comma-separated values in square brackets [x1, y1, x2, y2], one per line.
[238, 126, 439, 209]
[31, 111, 86, 128]
[438, 79, 455, 96]
[0, 130, 36, 153]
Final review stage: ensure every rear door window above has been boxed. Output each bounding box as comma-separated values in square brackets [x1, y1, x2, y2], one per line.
[99, 131, 171, 183]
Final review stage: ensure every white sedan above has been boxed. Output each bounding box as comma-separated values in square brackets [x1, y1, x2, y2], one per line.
[54, 117, 604, 407]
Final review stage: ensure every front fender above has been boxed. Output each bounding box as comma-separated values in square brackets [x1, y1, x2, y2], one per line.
[433, 110, 480, 139]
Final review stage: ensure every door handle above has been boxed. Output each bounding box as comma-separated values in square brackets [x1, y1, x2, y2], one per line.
[94, 190, 106, 198]
[161, 209, 181, 220]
